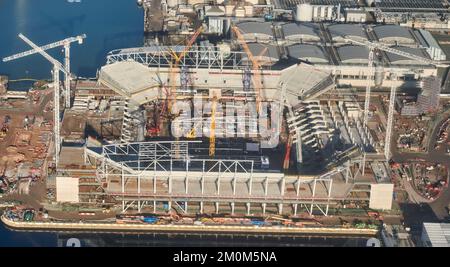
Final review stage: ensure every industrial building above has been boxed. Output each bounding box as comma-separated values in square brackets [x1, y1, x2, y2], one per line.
[371, 0, 450, 29]
[421, 223, 450, 247]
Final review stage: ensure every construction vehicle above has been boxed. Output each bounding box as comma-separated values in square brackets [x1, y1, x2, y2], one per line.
[368, 211, 384, 221]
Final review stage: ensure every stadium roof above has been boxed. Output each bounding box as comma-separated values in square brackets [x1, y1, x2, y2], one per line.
[287, 44, 329, 63]
[235, 21, 273, 37]
[337, 45, 370, 64]
[279, 64, 334, 103]
[385, 46, 430, 65]
[373, 25, 415, 43]
[282, 22, 321, 40]
[98, 61, 160, 98]
[328, 24, 367, 41]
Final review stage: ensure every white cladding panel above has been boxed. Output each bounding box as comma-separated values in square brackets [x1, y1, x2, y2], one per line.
[56, 177, 79, 203]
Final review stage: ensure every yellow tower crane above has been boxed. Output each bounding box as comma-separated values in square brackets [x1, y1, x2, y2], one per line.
[231, 25, 266, 113]
[168, 26, 203, 112]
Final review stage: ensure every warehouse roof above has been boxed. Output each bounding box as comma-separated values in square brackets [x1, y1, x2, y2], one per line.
[385, 46, 430, 65]
[422, 223, 450, 247]
[328, 24, 367, 41]
[98, 61, 160, 97]
[235, 21, 273, 37]
[337, 45, 370, 64]
[245, 43, 280, 63]
[282, 22, 321, 40]
[287, 44, 329, 63]
[373, 25, 415, 43]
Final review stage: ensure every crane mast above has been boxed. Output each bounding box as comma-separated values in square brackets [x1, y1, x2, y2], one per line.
[341, 36, 447, 161]
[3, 34, 86, 108]
[232, 26, 263, 112]
[3, 33, 84, 167]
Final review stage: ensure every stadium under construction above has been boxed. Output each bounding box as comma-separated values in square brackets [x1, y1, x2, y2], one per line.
[53, 21, 446, 216]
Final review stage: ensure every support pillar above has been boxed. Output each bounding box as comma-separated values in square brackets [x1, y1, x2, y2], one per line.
[278, 203, 283, 215]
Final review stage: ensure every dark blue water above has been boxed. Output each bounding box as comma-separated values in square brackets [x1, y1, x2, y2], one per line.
[0, 0, 143, 86]
[0, 218, 57, 246]
[0, 221, 369, 247]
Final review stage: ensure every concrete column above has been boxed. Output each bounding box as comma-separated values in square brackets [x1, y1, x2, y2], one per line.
[201, 174, 205, 194]
[153, 173, 156, 193]
[231, 202, 235, 215]
[294, 204, 298, 216]
[153, 201, 156, 213]
[278, 203, 283, 215]
[246, 203, 251, 216]
[215, 202, 219, 214]
[168, 177, 172, 194]
[328, 179, 333, 198]
[280, 177, 286, 196]
[200, 202, 204, 214]
[312, 179, 317, 197]
[262, 203, 266, 215]
[264, 177, 269, 196]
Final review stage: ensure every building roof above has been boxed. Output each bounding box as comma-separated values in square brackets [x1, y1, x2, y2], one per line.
[328, 24, 367, 41]
[337, 45, 370, 64]
[205, 6, 225, 16]
[245, 43, 279, 63]
[98, 61, 160, 97]
[373, 25, 415, 43]
[282, 22, 321, 40]
[235, 21, 273, 37]
[279, 64, 334, 103]
[422, 223, 450, 247]
[287, 44, 329, 63]
[385, 46, 430, 65]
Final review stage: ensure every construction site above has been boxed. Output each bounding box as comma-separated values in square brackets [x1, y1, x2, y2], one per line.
[1, 0, 450, 237]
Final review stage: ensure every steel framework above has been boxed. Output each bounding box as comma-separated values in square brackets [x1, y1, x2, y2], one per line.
[84, 141, 368, 216]
[106, 46, 251, 70]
